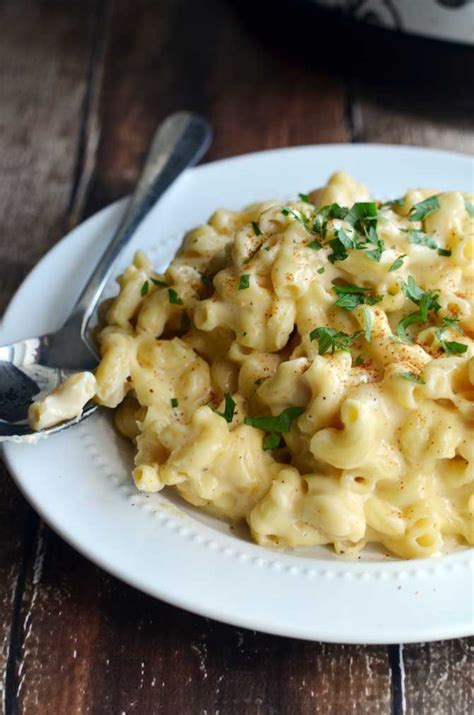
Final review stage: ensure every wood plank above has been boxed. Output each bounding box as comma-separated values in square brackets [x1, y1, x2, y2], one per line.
[403, 640, 473, 715]
[0, 0, 98, 709]
[353, 80, 474, 154]
[85, 0, 349, 214]
[17, 528, 392, 715]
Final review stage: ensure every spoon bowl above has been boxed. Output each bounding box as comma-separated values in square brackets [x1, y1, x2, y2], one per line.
[0, 112, 212, 441]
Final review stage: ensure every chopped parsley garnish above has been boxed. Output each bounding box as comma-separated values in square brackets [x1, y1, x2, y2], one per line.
[441, 315, 463, 333]
[334, 293, 362, 310]
[381, 197, 405, 209]
[151, 278, 168, 287]
[317, 266, 325, 274]
[405, 229, 438, 249]
[442, 341, 468, 355]
[170, 397, 179, 408]
[345, 202, 378, 231]
[262, 433, 282, 451]
[310, 327, 362, 355]
[354, 355, 364, 366]
[313, 203, 348, 236]
[200, 273, 214, 290]
[398, 276, 441, 342]
[363, 225, 385, 262]
[388, 255, 406, 272]
[239, 274, 251, 290]
[215, 393, 236, 423]
[244, 406, 304, 433]
[409, 195, 440, 222]
[401, 275, 424, 304]
[141, 281, 149, 296]
[438, 248, 451, 257]
[397, 313, 423, 342]
[436, 316, 467, 355]
[254, 378, 265, 386]
[362, 306, 372, 342]
[251, 221, 262, 236]
[328, 227, 355, 263]
[168, 288, 183, 305]
[399, 371, 425, 384]
[308, 240, 323, 250]
[281, 207, 309, 228]
[333, 284, 382, 311]
[464, 198, 474, 217]
[316, 203, 348, 222]
[298, 193, 311, 204]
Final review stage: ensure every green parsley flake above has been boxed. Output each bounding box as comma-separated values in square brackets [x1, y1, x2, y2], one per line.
[409, 195, 440, 222]
[464, 198, 474, 217]
[399, 372, 425, 384]
[398, 276, 441, 342]
[141, 281, 149, 297]
[388, 255, 406, 272]
[168, 288, 183, 305]
[362, 306, 372, 342]
[262, 433, 281, 451]
[363, 226, 385, 262]
[436, 317, 467, 354]
[402, 275, 424, 304]
[333, 284, 382, 311]
[308, 240, 323, 250]
[244, 406, 304, 433]
[251, 221, 262, 236]
[254, 378, 265, 386]
[443, 341, 468, 355]
[381, 198, 405, 209]
[298, 193, 311, 203]
[354, 355, 364, 366]
[151, 278, 168, 287]
[405, 229, 438, 249]
[310, 327, 362, 355]
[345, 202, 378, 231]
[239, 274, 251, 290]
[215, 393, 236, 423]
[171, 397, 179, 408]
[281, 207, 308, 228]
[438, 248, 451, 257]
[317, 266, 325, 274]
[328, 228, 355, 263]
[441, 316, 463, 334]
[313, 203, 348, 236]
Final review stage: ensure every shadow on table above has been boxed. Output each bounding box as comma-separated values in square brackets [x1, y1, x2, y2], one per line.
[229, 0, 474, 123]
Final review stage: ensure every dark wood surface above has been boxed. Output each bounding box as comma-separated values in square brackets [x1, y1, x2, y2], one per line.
[0, 2, 472, 713]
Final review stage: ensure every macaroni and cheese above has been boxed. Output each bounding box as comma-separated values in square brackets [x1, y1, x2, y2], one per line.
[30, 172, 474, 558]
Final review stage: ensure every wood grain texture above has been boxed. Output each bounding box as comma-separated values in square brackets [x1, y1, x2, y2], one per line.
[0, 0, 98, 710]
[0, 0, 98, 312]
[403, 639, 474, 715]
[353, 80, 474, 153]
[85, 0, 348, 213]
[0, 1, 472, 713]
[15, 526, 392, 715]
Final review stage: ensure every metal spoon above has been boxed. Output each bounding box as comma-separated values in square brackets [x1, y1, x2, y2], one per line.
[0, 111, 212, 441]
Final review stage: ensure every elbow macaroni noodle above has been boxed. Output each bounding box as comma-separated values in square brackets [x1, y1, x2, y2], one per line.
[29, 172, 474, 558]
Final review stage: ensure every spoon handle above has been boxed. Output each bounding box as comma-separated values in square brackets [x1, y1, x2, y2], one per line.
[65, 111, 212, 338]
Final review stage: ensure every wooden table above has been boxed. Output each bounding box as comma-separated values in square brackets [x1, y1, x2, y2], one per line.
[0, 2, 472, 713]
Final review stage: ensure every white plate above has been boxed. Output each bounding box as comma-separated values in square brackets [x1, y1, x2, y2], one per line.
[2, 145, 473, 644]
